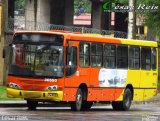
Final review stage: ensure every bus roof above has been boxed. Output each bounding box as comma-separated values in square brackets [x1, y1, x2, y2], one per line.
[14, 31, 158, 47]
[67, 33, 158, 47]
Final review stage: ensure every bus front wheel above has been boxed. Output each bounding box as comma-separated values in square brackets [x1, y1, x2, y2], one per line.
[71, 88, 83, 111]
[27, 100, 38, 110]
[82, 101, 93, 111]
[112, 88, 132, 111]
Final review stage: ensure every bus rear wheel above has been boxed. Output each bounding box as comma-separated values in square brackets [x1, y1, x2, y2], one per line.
[71, 88, 83, 111]
[27, 100, 38, 110]
[112, 88, 132, 111]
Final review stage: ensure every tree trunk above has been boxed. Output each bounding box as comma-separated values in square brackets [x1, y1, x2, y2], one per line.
[128, 0, 136, 39]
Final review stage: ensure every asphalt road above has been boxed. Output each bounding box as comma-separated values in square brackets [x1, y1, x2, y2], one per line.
[0, 104, 160, 121]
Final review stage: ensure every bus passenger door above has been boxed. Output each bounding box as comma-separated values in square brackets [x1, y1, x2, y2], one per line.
[150, 48, 158, 89]
[64, 44, 79, 101]
[128, 46, 141, 101]
[140, 47, 157, 100]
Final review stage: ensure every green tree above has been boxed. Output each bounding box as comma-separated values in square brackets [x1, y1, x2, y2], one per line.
[74, 0, 91, 15]
[15, 0, 25, 9]
[137, 0, 160, 38]
[117, 0, 160, 39]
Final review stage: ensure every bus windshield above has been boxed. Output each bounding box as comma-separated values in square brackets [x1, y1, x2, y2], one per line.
[8, 33, 64, 78]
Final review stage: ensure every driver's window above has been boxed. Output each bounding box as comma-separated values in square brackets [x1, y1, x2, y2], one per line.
[66, 46, 77, 77]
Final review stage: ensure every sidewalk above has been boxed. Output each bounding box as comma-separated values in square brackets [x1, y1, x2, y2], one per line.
[0, 93, 159, 107]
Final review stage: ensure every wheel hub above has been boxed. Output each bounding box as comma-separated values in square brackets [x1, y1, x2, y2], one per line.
[76, 94, 82, 106]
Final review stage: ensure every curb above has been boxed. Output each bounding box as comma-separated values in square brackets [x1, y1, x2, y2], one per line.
[0, 102, 70, 108]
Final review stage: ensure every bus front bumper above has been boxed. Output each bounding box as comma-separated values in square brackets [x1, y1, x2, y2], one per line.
[7, 88, 63, 101]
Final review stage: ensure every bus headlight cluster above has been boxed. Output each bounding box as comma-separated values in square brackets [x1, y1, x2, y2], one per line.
[45, 85, 58, 91]
[9, 82, 21, 90]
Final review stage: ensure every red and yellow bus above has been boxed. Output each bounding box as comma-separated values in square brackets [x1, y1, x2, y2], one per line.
[5, 31, 158, 111]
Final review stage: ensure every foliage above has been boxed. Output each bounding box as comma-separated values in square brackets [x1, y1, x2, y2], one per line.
[74, 0, 91, 15]
[134, 0, 160, 36]
[137, 0, 160, 37]
[118, 0, 128, 5]
[114, 0, 160, 37]
[0, 86, 21, 100]
[73, 0, 127, 15]
[15, 0, 25, 9]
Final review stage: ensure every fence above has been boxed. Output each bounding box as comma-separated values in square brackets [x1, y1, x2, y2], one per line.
[6, 18, 128, 39]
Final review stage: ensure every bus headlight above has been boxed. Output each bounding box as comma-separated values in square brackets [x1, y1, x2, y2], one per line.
[45, 85, 58, 91]
[9, 82, 21, 90]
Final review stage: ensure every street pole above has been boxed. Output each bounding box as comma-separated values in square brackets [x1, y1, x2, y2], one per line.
[0, 0, 8, 85]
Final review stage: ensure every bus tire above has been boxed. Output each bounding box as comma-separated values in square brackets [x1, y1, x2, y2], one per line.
[112, 88, 132, 111]
[82, 101, 93, 111]
[122, 88, 132, 111]
[112, 101, 121, 110]
[71, 88, 83, 111]
[27, 100, 38, 110]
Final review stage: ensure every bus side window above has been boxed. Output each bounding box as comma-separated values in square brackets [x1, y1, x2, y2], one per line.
[129, 46, 140, 69]
[103, 44, 116, 68]
[66, 46, 77, 77]
[91, 43, 103, 67]
[117, 45, 128, 69]
[79, 42, 90, 67]
[151, 48, 157, 70]
[141, 47, 151, 70]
